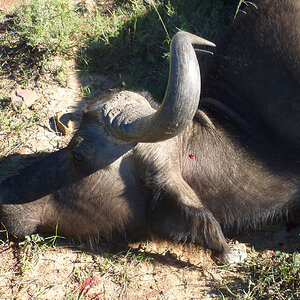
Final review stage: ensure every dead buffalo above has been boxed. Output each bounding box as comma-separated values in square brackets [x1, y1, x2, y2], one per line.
[0, 0, 299, 262]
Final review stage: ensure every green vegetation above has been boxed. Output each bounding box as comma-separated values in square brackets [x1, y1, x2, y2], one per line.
[219, 250, 300, 299]
[0, 0, 237, 98]
[0, 104, 40, 160]
[17, 231, 64, 273]
[12, 0, 82, 54]
[91, 245, 154, 286]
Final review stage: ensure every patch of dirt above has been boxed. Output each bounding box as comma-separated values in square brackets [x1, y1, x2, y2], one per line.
[0, 56, 110, 179]
[0, 240, 225, 299]
[0, 0, 22, 12]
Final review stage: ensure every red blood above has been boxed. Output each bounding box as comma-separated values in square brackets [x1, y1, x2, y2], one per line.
[79, 276, 95, 293]
[188, 154, 194, 159]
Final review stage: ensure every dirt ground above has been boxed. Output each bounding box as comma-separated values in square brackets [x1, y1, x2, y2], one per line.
[0, 0, 22, 12]
[0, 1, 299, 299]
[0, 239, 226, 299]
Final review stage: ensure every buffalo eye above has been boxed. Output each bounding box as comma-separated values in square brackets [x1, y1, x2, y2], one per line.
[73, 152, 84, 164]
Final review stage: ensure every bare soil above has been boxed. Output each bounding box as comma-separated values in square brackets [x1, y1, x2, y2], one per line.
[0, 240, 226, 299]
[0, 0, 22, 12]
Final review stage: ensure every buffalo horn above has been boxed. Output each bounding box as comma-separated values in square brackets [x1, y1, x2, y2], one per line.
[102, 31, 215, 143]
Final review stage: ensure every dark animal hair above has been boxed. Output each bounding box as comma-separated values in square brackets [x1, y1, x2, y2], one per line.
[208, 0, 300, 146]
[148, 0, 300, 254]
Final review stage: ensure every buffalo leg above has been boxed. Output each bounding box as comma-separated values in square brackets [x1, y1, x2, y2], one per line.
[148, 172, 230, 257]
[134, 142, 230, 256]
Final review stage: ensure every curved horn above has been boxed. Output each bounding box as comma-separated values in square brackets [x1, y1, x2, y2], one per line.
[103, 31, 215, 143]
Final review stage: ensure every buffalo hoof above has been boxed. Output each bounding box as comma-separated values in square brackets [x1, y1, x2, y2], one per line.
[222, 242, 247, 264]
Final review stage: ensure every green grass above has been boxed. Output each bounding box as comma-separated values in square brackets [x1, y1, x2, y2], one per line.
[16, 231, 65, 273]
[63, 243, 155, 299]
[0, 222, 65, 274]
[218, 250, 300, 299]
[0, 0, 237, 98]
[12, 0, 82, 53]
[0, 104, 40, 157]
[81, 0, 237, 98]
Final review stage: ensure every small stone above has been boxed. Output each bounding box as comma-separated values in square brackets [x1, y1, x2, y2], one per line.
[10, 88, 38, 110]
[30, 103, 38, 111]
[16, 88, 38, 107]
[224, 242, 247, 264]
[10, 91, 23, 111]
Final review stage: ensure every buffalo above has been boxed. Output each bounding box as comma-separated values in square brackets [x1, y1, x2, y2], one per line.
[0, 0, 299, 262]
